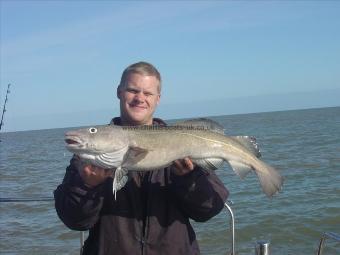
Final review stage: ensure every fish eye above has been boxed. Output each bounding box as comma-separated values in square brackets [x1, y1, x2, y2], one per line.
[89, 127, 97, 134]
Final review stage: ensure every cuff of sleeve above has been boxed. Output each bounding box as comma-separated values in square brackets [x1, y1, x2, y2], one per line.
[68, 169, 108, 197]
[170, 166, 208, 187]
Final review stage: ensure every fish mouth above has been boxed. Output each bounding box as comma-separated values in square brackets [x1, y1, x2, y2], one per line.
[64, 135, 82, 147]
[65, 138, 79, 145]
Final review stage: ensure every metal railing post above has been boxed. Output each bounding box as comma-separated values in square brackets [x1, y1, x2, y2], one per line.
[224, 200, 235, 255]
[317, 232, 340, 255]
[80, 231, 85, 255]
[255, 240, 270, 255]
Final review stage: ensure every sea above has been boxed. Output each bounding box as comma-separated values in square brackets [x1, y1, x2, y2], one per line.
[0, 107, 339, 255]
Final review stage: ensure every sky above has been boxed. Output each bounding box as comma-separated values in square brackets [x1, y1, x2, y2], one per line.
[1, 1, 339, 132]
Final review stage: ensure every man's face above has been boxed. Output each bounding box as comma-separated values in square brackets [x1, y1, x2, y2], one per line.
[117, 73, 160, 125]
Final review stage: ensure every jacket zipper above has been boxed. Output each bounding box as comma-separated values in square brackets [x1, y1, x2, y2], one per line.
[141, 171, 154, 255]
[140, 236, 145, 255]
[140, 171, 152, 255]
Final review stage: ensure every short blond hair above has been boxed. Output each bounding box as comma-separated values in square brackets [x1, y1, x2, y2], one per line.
[119, 61, 162, 93]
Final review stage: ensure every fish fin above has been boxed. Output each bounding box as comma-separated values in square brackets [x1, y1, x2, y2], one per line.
[174, 118, 225, 134]
[121, 146, 149, 167]
[95, 151, 125, 169]
[228, 160, 252, 179]
[231, 136, 261, 158]
[112, 167, 129, 200]
[194, 158, 224, 171]
[256, 162, 284, 197]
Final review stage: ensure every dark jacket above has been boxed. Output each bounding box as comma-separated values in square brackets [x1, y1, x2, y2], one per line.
[54, 118, 229, 255]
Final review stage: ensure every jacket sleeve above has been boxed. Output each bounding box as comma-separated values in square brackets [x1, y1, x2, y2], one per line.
[54, 156, 107, 231]
[170, 167, 229, 222]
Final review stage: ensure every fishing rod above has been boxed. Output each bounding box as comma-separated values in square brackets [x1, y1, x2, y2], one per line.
[0, 83, 11, 131]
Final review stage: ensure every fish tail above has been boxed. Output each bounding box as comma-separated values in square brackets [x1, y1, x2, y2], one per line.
[256, 161, 284, 197]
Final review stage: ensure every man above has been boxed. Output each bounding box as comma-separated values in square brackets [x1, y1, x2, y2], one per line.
[54, 61, 229, 255]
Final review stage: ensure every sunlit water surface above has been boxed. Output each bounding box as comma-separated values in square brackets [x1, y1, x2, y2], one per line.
[1, 107, 339, 254]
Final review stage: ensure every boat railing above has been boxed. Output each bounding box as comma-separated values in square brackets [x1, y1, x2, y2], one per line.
[224, 200, 235, 255]
[224, 200, 270, 255]
[1, 197, 338, 255]
[317, 232, 340, 255]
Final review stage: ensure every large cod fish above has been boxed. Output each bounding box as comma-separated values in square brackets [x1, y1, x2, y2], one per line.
[65, 119, 283, 198]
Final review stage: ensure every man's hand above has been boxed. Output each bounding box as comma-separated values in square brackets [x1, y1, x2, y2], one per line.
[76, 160, 113, 188]
[172, 157, 195, 176]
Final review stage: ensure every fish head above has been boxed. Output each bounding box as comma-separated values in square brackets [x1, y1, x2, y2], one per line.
[65, 125, 128, 158]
